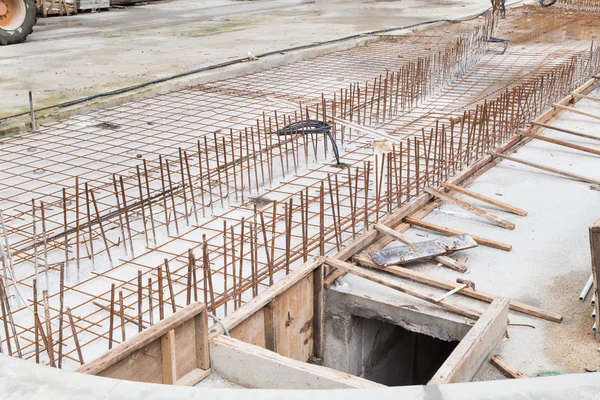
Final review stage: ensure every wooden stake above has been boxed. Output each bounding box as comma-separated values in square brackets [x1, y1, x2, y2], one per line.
[441, 182, 527, 216]
[324, 258, 481, 319]
[491, 151, 600, 185]
[490, 355, 527, 379]
[424, 187, 515, 230]
[404, 216, 512, 251]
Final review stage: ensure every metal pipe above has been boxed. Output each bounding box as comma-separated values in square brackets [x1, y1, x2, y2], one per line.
[579, 274, 593, 301]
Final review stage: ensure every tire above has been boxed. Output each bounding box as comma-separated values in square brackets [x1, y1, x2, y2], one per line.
[0, 0, 37, 46]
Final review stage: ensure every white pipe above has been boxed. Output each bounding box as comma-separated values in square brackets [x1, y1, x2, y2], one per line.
[579, 274, 593, 301]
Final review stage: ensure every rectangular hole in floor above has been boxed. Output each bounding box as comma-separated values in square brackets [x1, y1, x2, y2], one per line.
[353, 317, 459, 386]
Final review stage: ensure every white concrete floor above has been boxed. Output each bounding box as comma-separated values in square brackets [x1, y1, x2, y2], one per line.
[338, 86, 600, 379]
[0, 0, 493, 117]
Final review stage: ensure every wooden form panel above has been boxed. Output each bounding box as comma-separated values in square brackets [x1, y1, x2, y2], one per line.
[591, 217, 600, 340]
[77, 302, 210, 386]
[273, 274, 314, 361]
[231, 308, 266, 348]
[221, 259, 323, 363]
[428, 298, 509, 385]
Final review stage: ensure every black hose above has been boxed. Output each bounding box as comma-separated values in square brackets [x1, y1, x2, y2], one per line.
[540, 0, 557, 6]
[269, 120, 340, 166]
[43, 7, 496, 111]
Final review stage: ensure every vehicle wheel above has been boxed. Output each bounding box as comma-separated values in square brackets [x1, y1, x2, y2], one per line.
[0, 0, 37, 46]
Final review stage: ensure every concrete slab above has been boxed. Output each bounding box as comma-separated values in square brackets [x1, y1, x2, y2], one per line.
[0, 0, 493, 117]
[338, 87, 600, 379]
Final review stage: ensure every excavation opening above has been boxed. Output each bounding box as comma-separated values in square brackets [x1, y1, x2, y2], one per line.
[351, 317, 459, 386]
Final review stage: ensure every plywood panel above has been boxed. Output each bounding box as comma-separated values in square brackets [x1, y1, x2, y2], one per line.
[98, 340, 162, 384]
[273, 274, 314, 362]
[174, 318, 197, 380]
[230, 308, 266, 348]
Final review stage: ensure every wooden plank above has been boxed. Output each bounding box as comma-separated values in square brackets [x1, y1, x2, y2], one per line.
[531, 121, 600, 142]
[369, 234, 477, 266]
[553, 103, 600, 121]
[174, 367, 211, 386]
[312, 265, 324, 359]
[273, 275, 313, 362]
[424, 187, 515, 230]
[263, 301, 277, 352]
[373, 223, 467, 272]
[175, 318, 198, 378]
[77, 302, 206, 376]
[491, 151, 600, 185]
[97, 339, 163, 383]
[213, 259, 321, 336]
[230, 309, 266, 347]
[428, 298, 509, 384]
[195, 310, 210, 370]
[571, 93, 600, 103]
[490, 355, 527, 379]
[353, 254, 562, 322]
[590, 217, 600, 341]
[323, 257, 482, 320]
[161, 330, 176, 384]
[440, 182, 527, 216]
[520, 130, 600, 157]
[210, 335, 384, 389]
[404, 217, 512, 251]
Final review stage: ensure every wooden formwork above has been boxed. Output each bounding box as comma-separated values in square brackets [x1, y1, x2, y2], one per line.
[76, 302, 211, 386]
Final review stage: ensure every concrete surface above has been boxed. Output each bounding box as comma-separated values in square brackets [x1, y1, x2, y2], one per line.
[1, 351, 599, 399]
[0, 0, 493, 117]
[338, 87, 600, 380]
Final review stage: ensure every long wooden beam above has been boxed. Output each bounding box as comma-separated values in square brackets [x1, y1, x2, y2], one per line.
[531, 121, 600, 142]
[519, 131, 600, 157]
[323, 257, 481, 320]
[404, 217, 512, 251]
[441, 182, 527, 216]
[424, 187, 515, 230]
[553, 103, 600, 121]
[571, 93, 600, 103]
[428, 298, 509, 384]
[491, 151, 600, 185]
[353, 254, 562, 322]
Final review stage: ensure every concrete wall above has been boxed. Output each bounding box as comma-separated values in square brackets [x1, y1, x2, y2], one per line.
[323, 280, 471, 378]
